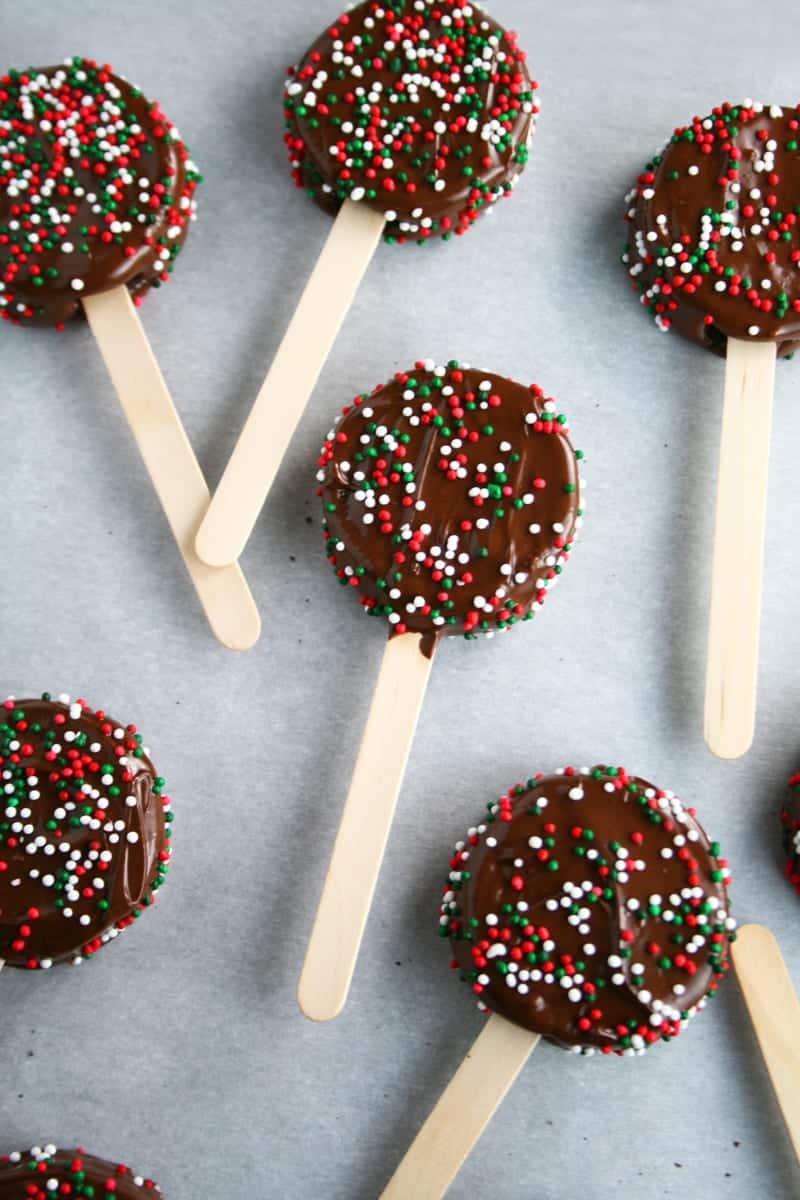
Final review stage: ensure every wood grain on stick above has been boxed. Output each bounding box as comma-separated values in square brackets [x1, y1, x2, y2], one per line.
[733, 924, 800, 1164]
[195, 200, 385, 568]
[84, 287, 261, 651]
[381, 1016, 539, 1200]
[298, 633, 432, 1022]
[704, 337, 777, 759]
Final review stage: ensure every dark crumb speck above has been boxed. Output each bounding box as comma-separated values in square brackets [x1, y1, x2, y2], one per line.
[733, 1141, 741, 1149]
[290, 555, 296, 563]
[674, 1163, 683, 1169]
[305, 516, 313, 525]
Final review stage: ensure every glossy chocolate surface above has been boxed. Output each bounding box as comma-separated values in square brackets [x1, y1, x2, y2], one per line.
[0, 695, 170, 968]
[0, 57, 199, 328]
[624, 101, 800, 356]
[317, 361, 581, 651]
[442, 766, 734, 1054]
[285, 0, 537, 243]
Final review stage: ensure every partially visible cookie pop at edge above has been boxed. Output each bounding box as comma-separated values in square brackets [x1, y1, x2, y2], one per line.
[284, 0, 538, 244]
[317, 360, 583, 655]
[0, 1146, 162, 1198]
[0, 693, 172, 969]
[623, 99, 800, 357]
[0, 56, 201, 329]
[783, 772, 800, 895]
[441, 765, 735, 1055]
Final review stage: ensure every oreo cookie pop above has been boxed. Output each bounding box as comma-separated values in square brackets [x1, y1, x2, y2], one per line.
[0, 57, 199, 329]
[0, 693, 171, 970]
[443, 765, 734, 1053]
[318, 361, 581, 653]
[624, 100, 800, 355]
[0, 57, 260, 650]
[0, 1146, 161, 1198]
[298, 361, 583, 1022]
[622, 101, 800, 759]
[381, 767, 735, 1198]
[196, 1, 540, 571]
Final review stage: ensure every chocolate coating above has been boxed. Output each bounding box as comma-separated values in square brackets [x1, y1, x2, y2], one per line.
[285, 0, 537, 244]
[0, 1147, 161, 1197]
[317, 361, 581, 650]
[624, 100, 800, 356]
[441, 766, 735, 1055]
[0, 694, 171, 968]
[0, 56, 200, 328]
[783, 772, 800, 895]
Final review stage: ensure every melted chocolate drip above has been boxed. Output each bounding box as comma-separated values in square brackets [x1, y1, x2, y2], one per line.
[443, 767, 734, 1054]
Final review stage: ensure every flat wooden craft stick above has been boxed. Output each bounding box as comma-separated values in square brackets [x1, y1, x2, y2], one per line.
[733, 924, 800, 1164]
[195, 200, 386, 569]
[84, 286, 261, 651]
[705, 337, 777, 759]
[298, 633, 433, 1022]
[381, 1015, 539, 1200]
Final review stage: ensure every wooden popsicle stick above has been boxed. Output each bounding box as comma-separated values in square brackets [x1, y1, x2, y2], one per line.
[732, 924, 800, 1163]
[298, 633, 433, 1022]
[704, 337, 777, 759]
[381, 1016, 539, 1200]
[84, 287, 261, 652]
[195, 200, 386, 568]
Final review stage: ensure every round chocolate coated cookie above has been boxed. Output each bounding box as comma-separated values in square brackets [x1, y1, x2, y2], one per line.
[0, 693, 172, 969]
[285, 0, 537, 244]
[0, 1146, 162, 1197]
[0, 56, 201, 328]
[623, 100, 800, 356]
[317, 360, 582, 651]
[440, 766, 735, 1055]
[782, 772, 800, 895]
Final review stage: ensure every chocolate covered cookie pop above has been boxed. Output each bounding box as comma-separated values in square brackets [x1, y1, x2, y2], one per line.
[623, 101, 800, 760]
[783, 772, 800, 895]
[0, 57, 260, 650]
[0, 693, 172, 970]
[441, 765, 735, 1054]
[382, 765, 735, 1196]
[0, 56, 200, 329]
[195, 1, 540, 572]
[317, 360, 581, 653]
[0, 1146, 161, 1197]
[624, 100, 800, 356]
[285, 0, 537, 244]
[298, 362, 584, 1023]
